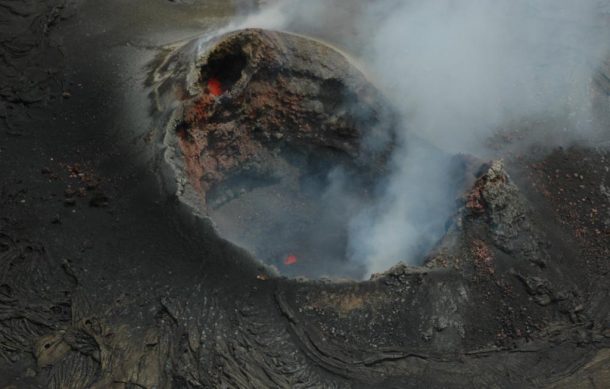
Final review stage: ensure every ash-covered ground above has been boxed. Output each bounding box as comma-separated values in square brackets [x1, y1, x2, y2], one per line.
[0, 1, 609, 388]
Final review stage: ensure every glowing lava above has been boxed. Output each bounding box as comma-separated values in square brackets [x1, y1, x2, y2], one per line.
[284, 254, 298, 266]
[207, 78, 222, 96]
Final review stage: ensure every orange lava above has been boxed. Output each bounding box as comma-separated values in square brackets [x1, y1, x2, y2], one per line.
[207, 78, 223, 96]
[284, 254, 298, 266]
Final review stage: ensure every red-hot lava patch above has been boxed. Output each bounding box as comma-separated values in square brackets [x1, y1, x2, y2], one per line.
[207, 77, 222, 96]
[284, 254, 298, 266]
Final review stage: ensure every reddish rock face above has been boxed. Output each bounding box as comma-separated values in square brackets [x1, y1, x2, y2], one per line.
[174, 29, 395, 207]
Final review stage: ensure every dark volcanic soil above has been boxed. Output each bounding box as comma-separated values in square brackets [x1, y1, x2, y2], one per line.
[0, 1, 609, 388]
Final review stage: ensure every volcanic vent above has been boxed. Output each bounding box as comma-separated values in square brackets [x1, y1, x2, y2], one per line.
[163, 29, 397, 278]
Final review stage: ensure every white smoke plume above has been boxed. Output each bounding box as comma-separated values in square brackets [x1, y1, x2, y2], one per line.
[227, 0, 610, 277]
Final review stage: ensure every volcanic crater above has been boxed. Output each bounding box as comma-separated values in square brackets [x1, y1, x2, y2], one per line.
[161, 29, 409, 278]
[1, 2, 610, 386]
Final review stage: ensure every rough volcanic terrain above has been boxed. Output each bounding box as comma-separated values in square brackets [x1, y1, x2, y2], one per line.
[0, 1, 609, 388]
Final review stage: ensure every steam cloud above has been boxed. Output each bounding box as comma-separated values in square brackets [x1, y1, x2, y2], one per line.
[225, 0, 610, 277]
